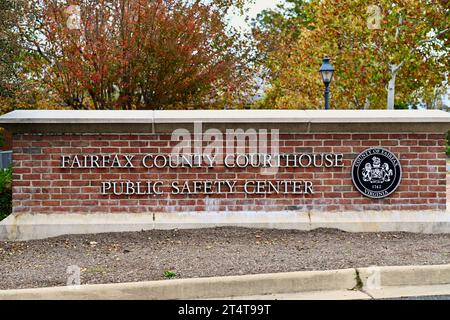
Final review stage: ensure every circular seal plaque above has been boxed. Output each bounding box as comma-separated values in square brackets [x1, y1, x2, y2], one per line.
[351, 148, 402, 199]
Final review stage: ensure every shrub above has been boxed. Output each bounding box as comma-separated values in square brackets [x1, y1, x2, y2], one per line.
[446, 131, 450, 157]
[0, 166, 12, 221]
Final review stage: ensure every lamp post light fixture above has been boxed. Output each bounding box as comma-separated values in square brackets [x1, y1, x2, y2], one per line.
[319, 56, 335, 110]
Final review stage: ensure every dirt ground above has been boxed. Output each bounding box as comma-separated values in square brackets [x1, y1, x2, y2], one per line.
[1, 227, 450, 290]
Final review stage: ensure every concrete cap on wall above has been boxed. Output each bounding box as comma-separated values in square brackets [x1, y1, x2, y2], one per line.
[0, 109, 449, 133]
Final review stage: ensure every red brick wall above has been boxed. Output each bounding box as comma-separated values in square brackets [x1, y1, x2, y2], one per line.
[12, 133, 447, 214]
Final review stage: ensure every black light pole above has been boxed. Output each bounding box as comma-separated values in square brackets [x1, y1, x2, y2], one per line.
[319, 56, 335, 110]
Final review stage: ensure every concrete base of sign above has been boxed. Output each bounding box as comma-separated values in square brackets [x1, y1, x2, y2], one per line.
[1, 210, 450, 240]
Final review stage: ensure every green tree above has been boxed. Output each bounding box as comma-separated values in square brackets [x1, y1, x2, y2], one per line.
[0, 0, 21, 104]
[0, 0, 62, 114]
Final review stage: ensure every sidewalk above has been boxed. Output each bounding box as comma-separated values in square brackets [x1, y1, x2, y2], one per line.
[223, 284, 450, 300]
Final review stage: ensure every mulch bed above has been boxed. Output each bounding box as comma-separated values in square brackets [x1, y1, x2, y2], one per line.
[1, 227, 450, 290]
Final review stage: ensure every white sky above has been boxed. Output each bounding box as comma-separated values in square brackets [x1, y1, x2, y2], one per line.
[227, 0, 284, 32]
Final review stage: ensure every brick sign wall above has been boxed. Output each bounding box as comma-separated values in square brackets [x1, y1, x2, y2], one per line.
[12, 132, 446, 215]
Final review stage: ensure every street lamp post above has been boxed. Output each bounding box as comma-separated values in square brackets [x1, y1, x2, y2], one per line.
[319, 56, 335, 110]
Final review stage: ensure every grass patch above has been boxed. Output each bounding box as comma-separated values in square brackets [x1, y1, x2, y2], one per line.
[163, 270, 177, 279]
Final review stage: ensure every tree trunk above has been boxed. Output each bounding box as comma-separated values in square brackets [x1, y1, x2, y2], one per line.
[364, 97, 370, 110]
[387, 66, 397, 110]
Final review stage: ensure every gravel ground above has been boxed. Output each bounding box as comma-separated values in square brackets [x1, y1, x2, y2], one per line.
[1, 227, 450, 290]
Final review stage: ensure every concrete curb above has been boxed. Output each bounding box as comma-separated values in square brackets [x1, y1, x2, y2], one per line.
[0, 269, 357, 300]
[357, 264, 450, 289]
[1, 264, 450, 300]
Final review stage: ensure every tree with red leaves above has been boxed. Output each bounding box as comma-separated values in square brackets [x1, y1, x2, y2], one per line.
[20, 0, 254, 110]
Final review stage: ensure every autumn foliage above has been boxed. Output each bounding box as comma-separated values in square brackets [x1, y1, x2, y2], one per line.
[253, 0, 449, 109]
[19, 0, 253, 110]
[1, 0, 448, 112]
